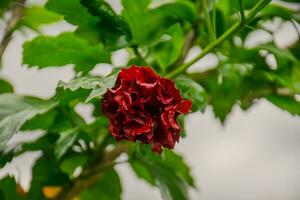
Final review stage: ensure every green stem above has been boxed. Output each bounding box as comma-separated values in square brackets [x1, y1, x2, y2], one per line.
[203, 0, 215, 42]
[166, 0, 272, 79]
[212, 0, 217, 37]
[56, 143, 129, 200]
[239, 0, 246, 24]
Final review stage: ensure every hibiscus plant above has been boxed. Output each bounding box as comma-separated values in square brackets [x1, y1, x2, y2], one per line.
[0, 0, 299, 199]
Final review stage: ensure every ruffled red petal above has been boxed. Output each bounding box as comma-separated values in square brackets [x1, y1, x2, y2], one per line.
[102, 65, 192, 153]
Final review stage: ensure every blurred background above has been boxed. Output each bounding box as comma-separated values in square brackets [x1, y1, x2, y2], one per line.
[1, 0, 300, 199]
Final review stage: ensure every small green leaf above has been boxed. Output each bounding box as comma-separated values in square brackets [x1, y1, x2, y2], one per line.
[23, 32, 110, 72]
[154, 24, 185, 70]
[175, 76, 208, 112]
[86, 74, 118, 102]
[57, 74, 117, 104]
[0, 94, 57, 151]
[58, 76, 102, 91]
[20, 6, 62, 30]
[55, 129, 79, 159]
[79, 168, 122, 200]
[0, 79, 13, 94]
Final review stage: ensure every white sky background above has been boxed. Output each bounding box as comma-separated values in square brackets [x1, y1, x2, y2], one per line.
[1, 0, 300, 200]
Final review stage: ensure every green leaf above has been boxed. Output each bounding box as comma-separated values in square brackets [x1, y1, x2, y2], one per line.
[145, 161, 189, 200]
[121, 0, 165, 45]
[23, 32, 110, 72]
[21, 134, 58, 153]
[55, 128, 79, 159]
[121, 0, 196, 45]
[24, 156, 70, 200]
[46, 0, 102, 44]
[0, 79, 13, 94]
[153, 0, 197, 24]
[32, 156, 70, 185]
[154, 24, 184, 70]
[210, 62, 254, 122]
[0, 176, 22, 200]
[20, 6, 62, 30]
[1, 123, 65, 174]
[122, 0, 151, 11]
[162, 150, 194, 187]
[2, 134, 58, 168]
[0, 94, 57, 151]
[79, 168, 122, 200]
[217, 0, 260, 16]
[86, 74, 118, 102]
[80, 0, 130, 49]
[266, 95, 300, 116]
[80, 0, 130, 36]
[60, 154, 88, 176]
[56, 73, 117, 104]
[175, 76, 208, 112]
[131, 146, 194, 200]
[21, 110, 58, 131]
[130, 161, 156, 185]
[58, 76, 103, 91]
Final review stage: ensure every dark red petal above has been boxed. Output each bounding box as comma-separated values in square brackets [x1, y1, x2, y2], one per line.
[137, 67, 159, 84]
[118, 65, 140, 80]
[114, 92, 132, 110]
[157, 87, 174, 104]
[102, 65, 191, 153]
[134, 118, 154, 135]
[177, 100, 192, 114]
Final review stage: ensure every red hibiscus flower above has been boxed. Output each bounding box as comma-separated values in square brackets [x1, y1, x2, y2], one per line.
[102, 65, 192, 153]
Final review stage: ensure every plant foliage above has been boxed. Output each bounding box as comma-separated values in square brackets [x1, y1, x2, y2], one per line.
[0, 0, 299, 199]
